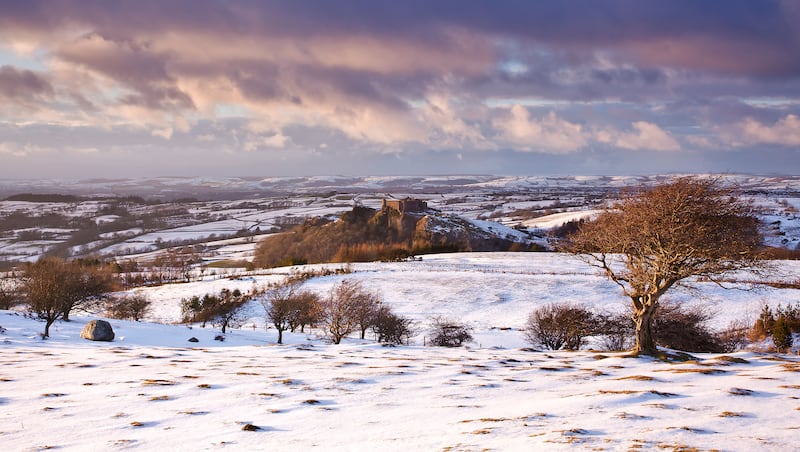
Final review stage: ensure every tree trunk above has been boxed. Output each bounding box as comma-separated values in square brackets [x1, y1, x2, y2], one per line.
[43, 317, 55, 338]
[277, 328, 283, 344]
[631, 298, 658, 355]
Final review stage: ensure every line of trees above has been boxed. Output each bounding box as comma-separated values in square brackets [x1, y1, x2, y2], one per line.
[262, 279, 413, 345]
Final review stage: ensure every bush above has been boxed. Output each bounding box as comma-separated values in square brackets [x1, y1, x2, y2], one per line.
[429, 317, 472, 347]
[594, 312, 634, 351]
[181, 288, 250, 333]
[772, 316, 794, 353]
[372, 305, 413, 345]
[525, 303, 595, 350]
[652, 302, 724, 353]
[105, 294, 151, 321]
[749, 304, 776, 342]
[717, 319, 750, 352]
[0, 279, 21, 310]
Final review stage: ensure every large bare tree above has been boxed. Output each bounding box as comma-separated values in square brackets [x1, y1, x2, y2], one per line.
[560, 178, 763, 356]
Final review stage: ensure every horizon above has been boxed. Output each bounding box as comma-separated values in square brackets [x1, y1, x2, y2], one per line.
[1, 1, 800, 178]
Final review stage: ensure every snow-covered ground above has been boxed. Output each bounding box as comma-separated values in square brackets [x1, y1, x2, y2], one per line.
[1, 252, 799, 450]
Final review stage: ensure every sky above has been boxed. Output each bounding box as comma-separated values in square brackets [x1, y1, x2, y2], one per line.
[1, 0, 800, 179]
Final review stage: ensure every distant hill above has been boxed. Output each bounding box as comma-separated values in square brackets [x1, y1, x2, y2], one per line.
[5, 193, 83, 203]
[253, 203, 538, 267]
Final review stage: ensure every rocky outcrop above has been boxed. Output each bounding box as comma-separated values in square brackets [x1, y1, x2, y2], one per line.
[80, 320, 115, 342]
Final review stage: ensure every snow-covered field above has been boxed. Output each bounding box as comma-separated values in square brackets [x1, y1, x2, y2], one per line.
[2, 253, 799, 450]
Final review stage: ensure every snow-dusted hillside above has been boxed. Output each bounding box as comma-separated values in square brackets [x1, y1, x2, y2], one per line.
[1, 253, 799, 450]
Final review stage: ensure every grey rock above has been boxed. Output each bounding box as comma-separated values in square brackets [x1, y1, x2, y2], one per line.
[80, 320, 115, 342]
[188, 337, 199, 343]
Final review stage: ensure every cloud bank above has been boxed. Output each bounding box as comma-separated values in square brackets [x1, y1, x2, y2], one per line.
[0, 0, 799, 177]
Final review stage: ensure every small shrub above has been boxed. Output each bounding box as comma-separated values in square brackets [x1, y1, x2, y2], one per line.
[717, 319, 750, 352]
[429, 317, 472, 347]
[525, 303, 595, 350]
[105, 294, 151, 321]
[372, 305, 413, 345]
[749, 304, 775, 342]
[772, 316, 794, 353]
[652, 302, 724, 353]
[594, 312, 634, 351]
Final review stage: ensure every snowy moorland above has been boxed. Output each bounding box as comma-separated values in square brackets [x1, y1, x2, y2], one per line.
[2, 174, 799, 265]
[2, 252, 799, 450]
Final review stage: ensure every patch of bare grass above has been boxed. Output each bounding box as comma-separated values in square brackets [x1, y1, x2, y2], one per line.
[599, 389, 639, 395]
[617, 375, 658, 381]
[142, 379, 176, 386]
[656, 367, 727, 375]
[719, 411, 748, 417]
[712, 355, 750, 365]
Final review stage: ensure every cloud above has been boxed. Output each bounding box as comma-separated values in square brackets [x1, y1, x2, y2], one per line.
[0, 65, 53, 106]
[597, 121, 681, 151]
[243, 133, 290, 152]
[732, 114, 800, 146]
[494, 105, 588, 153]
[0, 1, 798, 177]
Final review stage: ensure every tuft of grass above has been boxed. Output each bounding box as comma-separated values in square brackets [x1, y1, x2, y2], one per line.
[130, 421, 145, 427]
[617, 375, 657, 381]
[780, 363, 800, 372]
[648, 390, 679, 398]
[599, 389, 639, 395]
[657, 367, 727, 375]
[197, 383, 212, 389]
[149, 395, 170, 401]
[41, 393, 66, 398]
[728, 387, 754, 396]
[719, 411, 747, 418]
[241, 423, 261, 431]
[142, 379, 176, 386]
[303, 399, 321, 405]
[713, 355, 749, 365]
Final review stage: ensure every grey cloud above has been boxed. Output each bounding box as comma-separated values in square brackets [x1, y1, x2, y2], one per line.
[0, 65, 53, 102]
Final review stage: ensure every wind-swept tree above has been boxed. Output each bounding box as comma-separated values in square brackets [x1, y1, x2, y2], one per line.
[560, 178, 763, 356]
[23, 257, 115, 338]
[262, 280, 321, 344]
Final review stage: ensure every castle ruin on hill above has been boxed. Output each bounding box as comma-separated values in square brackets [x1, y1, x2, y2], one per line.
[381, 197, 428, 214]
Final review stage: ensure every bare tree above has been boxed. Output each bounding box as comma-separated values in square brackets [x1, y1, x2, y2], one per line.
[351, 285, 381, 340]
[560, 178, 763, 356]
[322, 279, 373, 344]
[262, 279, 323, 344]
[23, 257, 114, 338]
[289, 290, 322, 333]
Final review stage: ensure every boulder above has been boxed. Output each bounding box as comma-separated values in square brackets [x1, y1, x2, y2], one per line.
[80, 320, 115, 342]
[188, 337, 199, 343]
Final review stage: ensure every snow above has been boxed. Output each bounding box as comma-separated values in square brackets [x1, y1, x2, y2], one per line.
[522, 209, 603, 229]
[1, 252, 799, 450]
